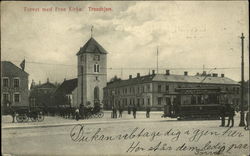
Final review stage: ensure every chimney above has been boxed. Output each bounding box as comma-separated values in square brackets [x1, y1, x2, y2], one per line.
[184, 71, 188, 76]
[166, 70, 170, 75]
[212, 73, 218, 77]
[152, 70, 155, 75]
[221, 74, 224, 78]
[129, 75, 132, 79]
[137, 73, 140, 78]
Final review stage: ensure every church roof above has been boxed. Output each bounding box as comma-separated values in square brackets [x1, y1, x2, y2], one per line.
[54, 78, 78, 95]
[76, 37, 108, 55]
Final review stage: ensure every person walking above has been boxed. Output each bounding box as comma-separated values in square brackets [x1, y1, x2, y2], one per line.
[119, 106, 123, 118]
[226, 104, 235, 127]
[244, 111, 249, 130]
[146, 105, 151, 118]
[133, 105, 137, 119]
[219, 105, 226, 127]
[75, 108, 80, 121]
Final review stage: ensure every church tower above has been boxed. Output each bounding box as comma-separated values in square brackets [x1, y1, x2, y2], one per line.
[76, 37, 107, 107]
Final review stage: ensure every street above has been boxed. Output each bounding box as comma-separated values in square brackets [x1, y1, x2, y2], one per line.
[2, 112, 249, 156]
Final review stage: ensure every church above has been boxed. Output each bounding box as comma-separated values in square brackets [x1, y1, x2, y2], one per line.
[76, 37, 108, 107]
[54, 36, 108, 108]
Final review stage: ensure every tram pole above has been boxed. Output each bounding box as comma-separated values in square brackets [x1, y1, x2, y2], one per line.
[239, 33, 245, 127]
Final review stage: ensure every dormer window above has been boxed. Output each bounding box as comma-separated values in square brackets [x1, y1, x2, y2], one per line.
[94, 64, 100, 73]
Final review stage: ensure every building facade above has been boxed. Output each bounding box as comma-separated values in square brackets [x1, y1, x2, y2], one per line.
[29, 78, 57, 108]
[76, 37, 107, 107]
[1, 61, 29, 108]
[53, 78, 78, 108]
[103, 70, 240, 111]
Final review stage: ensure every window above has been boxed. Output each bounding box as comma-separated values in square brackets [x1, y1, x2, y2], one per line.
[166, 97, 171, 105]
[3, 93, 9, 103]
[165, 85, 169, 92]
[3, 78, 9, 87]
[147, 85, 150, 92]
[158, 85, 162, 92]
[94, 64, 100, 73]
[14, 93, 20, 102]
[158, 97, 162, 105]
[137, 98, 140, 105]
[14, 78, 20, 88]
[142, 98, 144, 105]
[147, 98, 150, 105]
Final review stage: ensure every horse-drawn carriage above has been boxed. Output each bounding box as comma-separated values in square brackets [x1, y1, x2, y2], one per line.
[79, 106, 104, 119]
[3, 105, 45, 123]
[15, 106, 44, 122]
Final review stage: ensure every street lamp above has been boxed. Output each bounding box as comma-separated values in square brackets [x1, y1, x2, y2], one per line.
[239, 33, 245, 127]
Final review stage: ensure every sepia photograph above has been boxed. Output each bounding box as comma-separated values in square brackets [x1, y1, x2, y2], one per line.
[1, 1, 249, 156]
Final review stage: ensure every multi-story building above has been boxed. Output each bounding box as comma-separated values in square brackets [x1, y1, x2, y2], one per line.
[1, 61, 29, 109]
[76, 37, 107, 107]
[103, 70, 240, 111]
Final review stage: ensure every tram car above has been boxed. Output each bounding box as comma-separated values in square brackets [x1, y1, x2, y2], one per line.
[163, 87, 232, 120]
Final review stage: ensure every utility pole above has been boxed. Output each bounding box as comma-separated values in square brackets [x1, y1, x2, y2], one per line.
[157, 46, 159, 74]
[239, 33, 245, 127]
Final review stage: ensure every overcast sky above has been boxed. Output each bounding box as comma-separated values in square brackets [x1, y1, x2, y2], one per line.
[1, 1, 249, 85]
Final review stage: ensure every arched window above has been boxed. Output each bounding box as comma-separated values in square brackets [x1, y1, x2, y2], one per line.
[94, 86, 99, 100]
[94, 64, 100, 73]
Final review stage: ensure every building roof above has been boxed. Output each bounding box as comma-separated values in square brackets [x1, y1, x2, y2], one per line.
[39, 82, 56, 89]
[105, 74, 239, 88]
[76, 37, 108, 55]
[1, 61, 29, 76]
[54, 78, 78, 95]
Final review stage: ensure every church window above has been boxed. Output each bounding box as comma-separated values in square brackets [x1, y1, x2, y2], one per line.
[94, 64, 100, 73]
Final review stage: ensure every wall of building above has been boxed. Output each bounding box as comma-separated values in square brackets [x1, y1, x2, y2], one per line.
[77, 53, 107, 107]
[1, 72, 29, 107]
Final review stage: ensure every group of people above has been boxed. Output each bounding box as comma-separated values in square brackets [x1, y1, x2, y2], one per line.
[111, 105, 124, 118]
[220, 104, 249, 130]
[111, 105, 151, 119]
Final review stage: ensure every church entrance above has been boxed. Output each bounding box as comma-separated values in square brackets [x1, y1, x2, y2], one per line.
[94, 86, 100, 107]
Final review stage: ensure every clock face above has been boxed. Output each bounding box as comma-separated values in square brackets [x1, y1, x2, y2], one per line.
[94, 55, 100, 61]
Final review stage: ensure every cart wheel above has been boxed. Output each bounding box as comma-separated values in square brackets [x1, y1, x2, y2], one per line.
[37, 113, 44, 122]
[22, 114, 29, 122]
[16, 114, 23, 123]
[30, 116, 37, 122]
[98, 112, 104, 118]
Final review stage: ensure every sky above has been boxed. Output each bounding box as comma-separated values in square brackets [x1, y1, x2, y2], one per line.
[1, 1, 249, 85]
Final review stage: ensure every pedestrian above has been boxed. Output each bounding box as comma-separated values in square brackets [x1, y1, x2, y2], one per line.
[219, 105, 226, 127]
[119, 106, 123, 118]
[146, 105, 151, 118]
[75, 108, 80, 121]
[128, 105, 131, 114]
[226, 104, 235, 127]
[244, 111, 249, 130]
[133, 105, 137, 119]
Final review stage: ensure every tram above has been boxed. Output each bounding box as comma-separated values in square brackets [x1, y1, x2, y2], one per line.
[163, 87, 231, 120]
